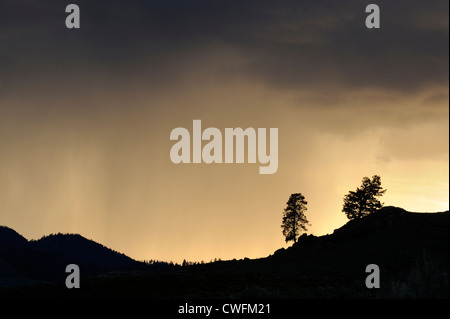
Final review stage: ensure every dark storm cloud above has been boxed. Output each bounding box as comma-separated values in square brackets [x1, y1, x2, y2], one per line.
[0, 0, 448, 94]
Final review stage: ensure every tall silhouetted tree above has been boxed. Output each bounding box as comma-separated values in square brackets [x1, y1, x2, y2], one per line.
[281, 193, 310, 243]
[342, 175, 386, 220]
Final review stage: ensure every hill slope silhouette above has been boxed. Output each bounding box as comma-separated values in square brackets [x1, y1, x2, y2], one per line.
[270, 206, 449, 297]
[0, 206, 448, 298]
[30, 233, 137, 270]
[0, 226, 28, 248]
[0, 228, 141, 286]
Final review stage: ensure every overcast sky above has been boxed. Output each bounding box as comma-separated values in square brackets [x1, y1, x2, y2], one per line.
[0, 0, 448, 263]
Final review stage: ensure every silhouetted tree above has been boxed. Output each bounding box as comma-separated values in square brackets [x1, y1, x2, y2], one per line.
[281, 193, 310, 243]
[342, 175, 386, 220]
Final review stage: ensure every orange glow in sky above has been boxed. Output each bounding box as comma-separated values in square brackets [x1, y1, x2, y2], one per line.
[0, 1, 448, 264]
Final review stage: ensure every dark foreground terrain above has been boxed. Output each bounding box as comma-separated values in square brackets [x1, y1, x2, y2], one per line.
[0, 207, 448, 299]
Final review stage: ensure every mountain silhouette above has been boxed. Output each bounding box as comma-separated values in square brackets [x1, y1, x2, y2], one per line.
[0, 228, 141, 286]
[30, 233, 137, 270]
[1, 206, 448, 298]
[0, 226, 28, 248]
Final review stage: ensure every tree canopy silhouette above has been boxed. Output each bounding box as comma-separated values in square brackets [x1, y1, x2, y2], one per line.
[342, 175, 386, 220]
[281, 193, 310, 243]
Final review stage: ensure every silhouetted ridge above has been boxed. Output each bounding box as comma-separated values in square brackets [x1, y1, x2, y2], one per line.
[274, 207, 448, 276]
[331, 206, 408, 240]
[0, 226, 28, 248]
[29, 233, 138, 270]
[1, 206, 448, 297]
[0, 227, 142, 286]
[274, 206, 410, 251]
